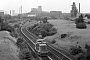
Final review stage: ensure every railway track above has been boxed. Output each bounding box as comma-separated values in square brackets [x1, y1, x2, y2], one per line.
[17, 27, 42, 60]
[26, 27, 75, 60]
[19, 27, 52, 60]
[21, 26, 62, 60]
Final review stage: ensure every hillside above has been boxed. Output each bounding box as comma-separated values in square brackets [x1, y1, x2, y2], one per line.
[0, 31, 20, 60]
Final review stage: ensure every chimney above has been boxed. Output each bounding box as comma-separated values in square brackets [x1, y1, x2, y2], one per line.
[79, 3, 80, 13]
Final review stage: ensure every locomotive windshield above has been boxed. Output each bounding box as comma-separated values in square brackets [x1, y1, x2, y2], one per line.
[39, 44, 47, 53]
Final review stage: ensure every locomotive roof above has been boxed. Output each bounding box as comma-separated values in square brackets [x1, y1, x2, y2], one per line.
[39, 44, 46, 46]
[37, 39, 44, 41]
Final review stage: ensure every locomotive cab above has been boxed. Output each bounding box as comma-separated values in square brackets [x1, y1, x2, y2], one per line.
[35, 39, 48, 56]
[38, 43, 48, 56]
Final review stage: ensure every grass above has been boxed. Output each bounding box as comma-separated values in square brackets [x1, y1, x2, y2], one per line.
[45, 19, 90, 51]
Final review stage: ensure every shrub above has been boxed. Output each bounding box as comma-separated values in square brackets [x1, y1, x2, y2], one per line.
[16, 37, 24, 45]
[75, 53, 85, 60]
[49, 27, 57, 35]
[85, 14, 90, 19]
[19, 42, 28, 49]
[61, 34, 67, 39]
[6, 25, 15, 32]
[33, 27, 48, 37]
[43, 17, 48, 23]
[87, 21, 90, 24]
[70, 46, 83, 55]
[42, 23, 54, 31]
[50, 40, 56, 44]
[33, 23, 38, 28]
[28, 23, 57, 38]
[10, 32, 18, 38]
[38, 23, 54, 32]
[69, 44, 90, 60]
[14, 24, 20, 28]
[76, 23, 87, 29]
[19, 45, 32, 60]
[75, 16, 84, 24]
[1, 23, 15, 32]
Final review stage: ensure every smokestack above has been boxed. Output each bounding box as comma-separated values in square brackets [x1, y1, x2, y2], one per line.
[79, 3, 80, 13]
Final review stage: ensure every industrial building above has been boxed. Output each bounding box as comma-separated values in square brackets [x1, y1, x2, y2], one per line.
[0, 10, 4, 16]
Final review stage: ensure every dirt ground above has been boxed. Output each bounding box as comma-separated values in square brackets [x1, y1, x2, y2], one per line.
[45, 19, 90, 51]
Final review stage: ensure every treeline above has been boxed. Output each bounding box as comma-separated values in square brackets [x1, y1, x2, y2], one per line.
[0, 16, 14, 32]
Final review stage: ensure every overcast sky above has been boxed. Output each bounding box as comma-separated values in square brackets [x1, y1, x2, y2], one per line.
[0, 0, 90, 14]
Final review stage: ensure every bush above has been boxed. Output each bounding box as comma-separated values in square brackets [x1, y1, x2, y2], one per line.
[19, 43, 32, 60]
[75, 16, 84, 24]
[10, 32, 18, 38]
[33, 27, 48, 37]
[50, 40, 56, 44]
[1, 23, 15, 32]
[33, 23, 38, 28]
[61, 34, 67, 39]
[69, 44, 90, 60]
[49, 27, 57, 35]
[87, 21, 90, 24]
[14, 24, 20, 28]
[19, 42, 28, 49]
[75, 44, 90, 60]
[0, 16, 17, 37]
[38, 23, 54, 32]
[28, 23, 57, 38]
[76, 23, 87, 29]
[44, 23, 54, 30]
[16, 37, 24, 46]
[70, 46, 83, 55]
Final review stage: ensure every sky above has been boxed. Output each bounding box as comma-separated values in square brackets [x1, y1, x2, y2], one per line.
[0, 0, 90, 14]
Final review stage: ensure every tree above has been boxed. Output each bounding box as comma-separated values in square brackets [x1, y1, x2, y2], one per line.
[43, 23, 54, 32]
[4, 14, 11, 20]
[14, 24, 20, 28]
[33, 27, 48, 37]
[70, 46, 83, 55]
[43, 17, 48, 23]
[50, 39, 56, 44]
[16, 37, 24, 45]
[76, 23, 87, 29]
[0, 16, 4, 23]
[85, 14, 90, 19]
[49, 27, 57, 35]
[75, 14, 84, 24]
